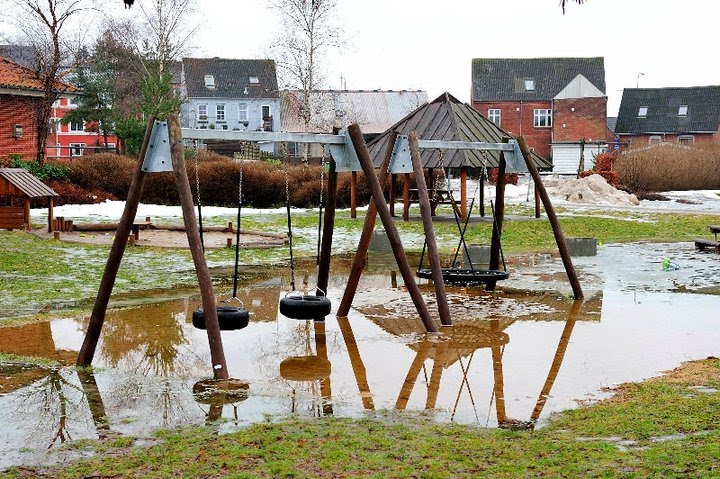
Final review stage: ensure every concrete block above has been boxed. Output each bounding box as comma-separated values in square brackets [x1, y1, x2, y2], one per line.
[566, 237, 597, 256]
[369, 228, 392, 252]
[462, 244, 491, 267]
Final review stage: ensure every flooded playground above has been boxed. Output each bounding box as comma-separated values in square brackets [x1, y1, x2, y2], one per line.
[1, 241, 719, 469]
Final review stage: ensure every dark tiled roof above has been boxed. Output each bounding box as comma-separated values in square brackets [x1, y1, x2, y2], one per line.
[183, 57, 278, 99]
[615, 86, 720, 134]
[367, 92, 551, 169]
[472, 57, 605, 102]
[606, 117, 617, 134]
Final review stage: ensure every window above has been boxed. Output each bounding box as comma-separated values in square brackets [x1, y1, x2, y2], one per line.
[249, 76, 259, 84]
[638, 106, 648, 117]
[197, 104, 208, 122]
[262, 105, 271, 119]
[488, 108, 501, 125]
[678, 135, 694, 145]
[204, 75, 215, 89]
[524, 79, 535, 91]
[69, 120, 84, 132]
[69, 143, 85, 157]
[238, 103, 248, 122]
[678, 105, 688, 116]
[533, 109, 552, 128]
[287, 142, 301, 157]
[216, 104, 226, 122]
[648, 135, 662, 145]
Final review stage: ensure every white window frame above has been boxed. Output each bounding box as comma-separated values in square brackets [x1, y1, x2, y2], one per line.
[238, 103, 248, 122]
[69, 143, 85, 157]
[677, 135, 694, 145]
[678, 105, 688, 116]
[524, 79, 535, 91]
[216, 103, 226, 122]
[197, 104, 208, 122]
[638, 106, 648, 118]
[204, 75, 215, 89]
[648, 135, 662, 145]
[488, 108, 501, 125]
[249, 76, 259, 84]
[533, 109, 552, 128]
[69, 119, 84, 132]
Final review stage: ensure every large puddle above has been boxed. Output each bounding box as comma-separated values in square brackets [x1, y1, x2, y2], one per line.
[1, 242, 719, 468]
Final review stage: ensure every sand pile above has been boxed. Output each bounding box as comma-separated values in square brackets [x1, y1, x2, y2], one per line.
[542, 174, 640, 206]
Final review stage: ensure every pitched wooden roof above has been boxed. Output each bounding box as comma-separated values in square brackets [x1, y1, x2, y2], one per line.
[367, 92, 551, 169]
[0, 168, 58, 197]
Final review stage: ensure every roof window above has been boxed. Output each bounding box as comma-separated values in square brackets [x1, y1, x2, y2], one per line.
[678, 105, 688, 116]
[249, 76, 259, 84]
[204, 75, 215, 89]
[524, 79, 535, 91]
[638, 106, 648, 118]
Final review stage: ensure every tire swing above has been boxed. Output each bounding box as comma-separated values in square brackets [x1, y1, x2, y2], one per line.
[416, 156, 509, 287]
[278, 145, 332, 321]
[191, 151, 250, 331]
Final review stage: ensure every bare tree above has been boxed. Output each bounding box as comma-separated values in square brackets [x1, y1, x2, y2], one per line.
[7, 0, 91, 164]
[268, 0, 343, 142]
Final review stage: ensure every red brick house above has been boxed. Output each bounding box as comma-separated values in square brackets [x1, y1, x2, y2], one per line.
[471, 57, 609, 173]
[0, 56, 76, 161]
[614, 86, 720, 148]
[47, 97, 121, 159]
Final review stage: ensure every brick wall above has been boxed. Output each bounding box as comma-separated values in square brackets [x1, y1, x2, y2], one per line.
[0, 94, 40, 160]
[552, 97, 607, 142]
[620, 132, 717, 149]
[472, 100, 553, 158]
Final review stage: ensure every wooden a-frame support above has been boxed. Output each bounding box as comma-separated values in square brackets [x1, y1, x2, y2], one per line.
[76, 115, 230, 379]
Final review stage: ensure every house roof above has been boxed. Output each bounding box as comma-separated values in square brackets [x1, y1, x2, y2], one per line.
[614, 86, 720, 135]
[280, 89, 428, 134]
[182, 57, 278, 99]
[606, 117, 617, 134]
[0, 45, 37, 69]
[0, 56, 77, 96]
[367, 92, 551, 169]
[0, 168, 58, 198]
[472, 57, 606, 102]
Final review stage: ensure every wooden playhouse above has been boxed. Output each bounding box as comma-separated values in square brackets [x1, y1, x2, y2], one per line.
[0, 168, 58, 231]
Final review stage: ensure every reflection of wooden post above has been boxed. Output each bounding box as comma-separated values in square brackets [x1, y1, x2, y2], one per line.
[348, 124, 437, 333]
[409, 132, 451, 326]
[402, 173, 410, 221]
[426, 338, 450, 409]
[76, 369, 110, 439]
[314, 321, 333, 415]
[350, 171, 357, 219]
[490, 320, 506, 425]
[530, 300, 581, 424]
[460, 167, 468, 220]
[518, 136, 583, 300]
[396, 341, 433, 410]
[337, 132, 398, 318]
[337, 317, 374, 410]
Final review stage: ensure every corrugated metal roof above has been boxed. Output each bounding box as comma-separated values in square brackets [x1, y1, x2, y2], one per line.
[367, 93, 551, 169]
[0, 168, 58, 197]
[281, 90, 429, 134]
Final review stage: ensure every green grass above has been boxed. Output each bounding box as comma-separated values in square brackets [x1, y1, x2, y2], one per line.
[4, 358, 718, 478]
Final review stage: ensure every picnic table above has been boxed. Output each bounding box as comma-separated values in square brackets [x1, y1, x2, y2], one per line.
[694, 225, 720, 253]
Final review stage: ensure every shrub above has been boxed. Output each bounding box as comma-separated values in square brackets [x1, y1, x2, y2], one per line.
[48, 181, 116, 205]
[487, 168, 519, 186]
[615, 143, 720, 191]
[9, 157, 69, 181]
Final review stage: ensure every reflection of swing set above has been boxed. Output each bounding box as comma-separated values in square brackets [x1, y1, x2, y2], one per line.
[76, 115, 584, 382]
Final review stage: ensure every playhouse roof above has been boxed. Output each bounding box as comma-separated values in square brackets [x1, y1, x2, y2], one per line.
[367, 92, 551, 169]
[0, 168, 58, 198]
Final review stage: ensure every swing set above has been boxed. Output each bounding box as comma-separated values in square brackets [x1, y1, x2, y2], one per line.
[76, 116, 584, 381]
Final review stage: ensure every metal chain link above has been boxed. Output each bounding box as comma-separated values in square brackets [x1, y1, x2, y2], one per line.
[319, 144, 325, 205]
[193, 140, 202, 208]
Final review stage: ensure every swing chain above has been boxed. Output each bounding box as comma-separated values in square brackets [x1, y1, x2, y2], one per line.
[280, 142, 296, 292]
[193, 141, 202, 209]
[319, 144, 325, 206]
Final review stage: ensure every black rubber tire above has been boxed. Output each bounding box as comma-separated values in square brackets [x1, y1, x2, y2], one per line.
[279, 295, 332, 320]
[192, 306, 250, 331]
[279, 356, 331, 381]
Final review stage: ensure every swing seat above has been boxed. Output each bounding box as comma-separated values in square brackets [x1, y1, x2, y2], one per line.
[279, 294, 332, 320]
[192, 306, 250, 331]
[279, 356, 331, 381]
[416, 268, 509, 286]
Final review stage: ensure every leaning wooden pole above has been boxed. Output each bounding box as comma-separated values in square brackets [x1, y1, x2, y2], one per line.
[487, 141, 508, 292]
[76, 117, 155, 367]
[337, 131, 398, 318]
[409, 132, 451, 326]
[168, 115, 228, 379]
[316, 152, 337, 298]
[518, 137, 583, 300]
[348, 124, 437, 333]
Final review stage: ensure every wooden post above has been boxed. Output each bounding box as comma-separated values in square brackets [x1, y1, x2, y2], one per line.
[226, 238, 233, 248]
[77, 117, 155, 367]
[402, 173, 410, 221]
[518, 136, 583, 300]
[53, 231, 60, 240]
[337, 132, 398, 318]
[47, 197, 54, 233]
[23, 198, 30, 231]
[479, 170, 485, 217]
[168, 115, 229, 379]
[534, 182, 541, 218]
[460, 166, 468, 221]
[348, 124, 437, 333]
[409, 132, 451, 326]
[389, 174, 396, 217]
[488, 140, 508, 292]
[350, 171, 357, 219]
[316, 152, 337, 298]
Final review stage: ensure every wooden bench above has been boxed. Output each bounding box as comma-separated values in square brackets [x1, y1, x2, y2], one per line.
[694, 238, 720, 253]
[708, 225, 720, 241]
